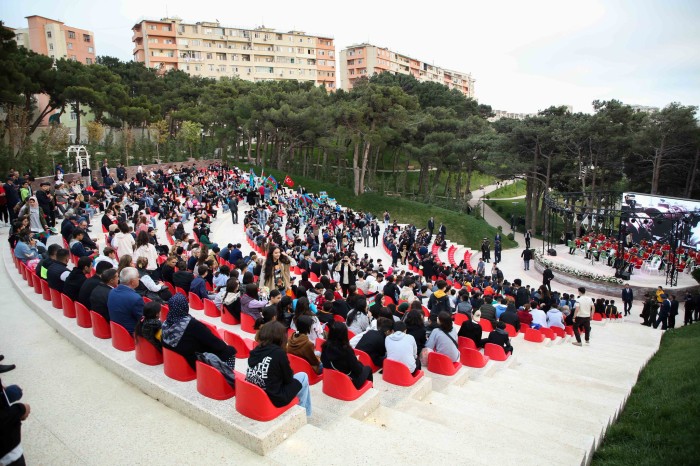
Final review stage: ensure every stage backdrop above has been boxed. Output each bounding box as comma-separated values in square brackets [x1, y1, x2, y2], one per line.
[621, 192, 700, 249]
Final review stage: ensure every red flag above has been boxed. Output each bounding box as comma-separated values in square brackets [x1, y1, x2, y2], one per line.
[284, 175, 294, 187]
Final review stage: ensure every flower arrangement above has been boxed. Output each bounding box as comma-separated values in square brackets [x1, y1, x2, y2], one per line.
[534, 251, 625, 285]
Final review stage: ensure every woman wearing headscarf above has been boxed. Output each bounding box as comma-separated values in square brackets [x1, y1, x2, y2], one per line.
[161, 294, 236, 369]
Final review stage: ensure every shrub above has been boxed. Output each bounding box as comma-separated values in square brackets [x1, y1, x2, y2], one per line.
[507, 232, 515, 241]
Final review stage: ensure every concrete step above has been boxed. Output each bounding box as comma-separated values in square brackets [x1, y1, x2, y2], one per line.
[371, 372, 433, 408]
[305, 383, 380, 429]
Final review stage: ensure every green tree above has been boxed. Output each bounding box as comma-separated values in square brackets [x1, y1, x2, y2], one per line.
[178, 120, 203, 159]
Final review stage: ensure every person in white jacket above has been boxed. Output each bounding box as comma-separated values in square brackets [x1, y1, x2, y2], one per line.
[385, 321, 418, 373]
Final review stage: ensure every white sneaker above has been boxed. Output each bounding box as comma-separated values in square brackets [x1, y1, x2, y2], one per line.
[572, 342, 582, 346]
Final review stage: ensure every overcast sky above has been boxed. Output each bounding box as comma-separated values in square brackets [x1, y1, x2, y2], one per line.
[3, 0, 699, 114]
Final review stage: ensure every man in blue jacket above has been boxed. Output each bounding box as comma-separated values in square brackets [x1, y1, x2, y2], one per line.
[108, 267, 144, 334]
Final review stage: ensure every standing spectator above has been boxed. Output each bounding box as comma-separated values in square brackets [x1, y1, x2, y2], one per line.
[494, 240, 502, 263]
[572, 287, 594, 346]
[481, 239, 491, 263]
[524, 229, 532, 248]
[654, 294, 671, 330]
[521, 248, 533, 271]
[668, 295, 679, 329]
[228, 196, 239, 224]
[1, 376, 31, 466]
[621, 285, 634, 316]
[542, 265, 554, 292]
[116, 163, 127, 181]
[683, 292, 695, 326]
[427, 217, 435, 241]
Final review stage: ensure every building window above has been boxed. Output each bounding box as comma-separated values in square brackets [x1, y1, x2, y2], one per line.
[148, 25, 156, 30]
[49, 43, 54, 50]
[148, 38, 158, 44]
[163, 25, 172, 31]
[68, 31, 75, 39]
[164, 39, 173, 44]
[83, 34, 91, 42]
[71, 55, 77, 61]
[209, 64, 214, 71]
[67, 43, 73, 50]
[88, 47, 94, 53]
[206, 53, 212, 59]
[70, 112, 77, 120]
[47, 31, 52, 38]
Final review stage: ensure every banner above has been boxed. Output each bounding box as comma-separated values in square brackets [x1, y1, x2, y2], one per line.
[284, 175, 294, 187]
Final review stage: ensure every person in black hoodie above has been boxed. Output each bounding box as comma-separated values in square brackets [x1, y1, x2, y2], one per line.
[247, 321, 312, 416]
[47, 248, 71, 293]
[355, 317, 394, 368]
[321, 322, 373, 389]
[480, 321, 513, 354]
[499, 304, 521, 332]
[162, 294, 236, 369]
[78, 261, 113, 309]
[172, 259, 195, 293]
[63, 256, 92, 301]
[427, 280, 450, 323]
[404, 309, 427, 357]
[458, 315, 483, 347]
[90, 268, 118, 321]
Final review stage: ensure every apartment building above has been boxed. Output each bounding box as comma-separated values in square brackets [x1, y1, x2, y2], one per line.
[132, 18, 336, 89]
[339, 43, 475, 98]
[13, 15, 96, 64]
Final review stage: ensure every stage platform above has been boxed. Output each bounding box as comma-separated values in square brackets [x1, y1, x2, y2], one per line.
[534, 244, 699, 296]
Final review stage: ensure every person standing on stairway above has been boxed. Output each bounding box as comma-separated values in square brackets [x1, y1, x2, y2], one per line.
[525, 229, 532, 249]
[542, 266, 554, 292]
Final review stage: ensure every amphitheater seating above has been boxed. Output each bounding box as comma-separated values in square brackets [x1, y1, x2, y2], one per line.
[135, 338, 163, 366]
[163, 348, 197, 382]
[222, 330, 256, 359]
[354, 348, 380, 373]
[110, 322, 136, 352]
[75, 302, 92, 328]
[203, 298, 221, 317]
[382, 359, 423, 387]
[524, 328, 545, 343]
[240, 313, 256, 334]
[427, 351, 461, 376]
[40, 279, 51, 301]
[235, 373, 298, 421]
[484, 343, 510, 361]
[287, 354, 323, 385]
[460, 348, 490, 368]
[61, 294, 76, 318]
[479, 319, 494, 333]
[196, 361, 236, 400]
[221, 310, 240, 325]
[90, 311, 112, 339]
[504, 323, 518, 337]
[188, 292, 204, 311]
[322, 369, 373, 401]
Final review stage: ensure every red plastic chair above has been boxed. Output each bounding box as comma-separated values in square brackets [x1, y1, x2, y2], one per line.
[479, 319, 494, 332]
[164, 281, 176, 295]
[382, 296, 396, 307]
[240, 313, 256, 334]
[222, 330, 256, 358]
[235, 372, 298, 421]
[504, 323, 518, 337]
[90, 311, 112, 339]
[33, 272, 43, 295]
[309, 272, 320, 282]
[550, 326, 566, 338]
[196, 361, 236, 400]
[519, 323, 531, 334]
[175, 286, 187, 296]
[188, 292, 204, 311]
[524, 328, 545, 343]
[315, 337, 325, 352]
[287, 353, 323, 385]
[484, 343, 510, 361]
[203, 299, 221, 317]
[453, 313, 468, 326]
[49, 287, 63, 310]
[135, 337, 163, 365]
[221, 309, 240, 325]
[24, 264, 33, 287]
[354, 348, 380, 372]
[200, 320, 221, 338]
[382, 359, 423, 387]
[333, 314, 346, 323]
[75, 302, 92, 328]
[592, 313, 603, 321]
[458, 336, 477, 351]
[427, 351, 462, 375]
[40, 280, 52, 301]
[322, 369, 373, 401]
[61, 294, 76, 318]
[460, 348, 490, 368]
[539, 327, 555, 340]
[110, 322, 136, 351]
[160, 304, 169, 321]
[565, 325, 574, 336]
[163, 348, 196, 382]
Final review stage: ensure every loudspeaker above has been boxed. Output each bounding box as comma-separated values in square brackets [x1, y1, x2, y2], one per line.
[548, 248, 557, 256]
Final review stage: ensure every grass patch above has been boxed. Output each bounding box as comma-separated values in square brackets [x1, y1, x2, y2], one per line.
[241, 164, 516, 250]
[487, 180, 526, 199]
[485, 199, 528, 233]
[592, 323, 700, 465]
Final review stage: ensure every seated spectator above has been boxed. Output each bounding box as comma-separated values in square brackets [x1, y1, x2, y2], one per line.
[90, 268, 118, 321]
[13, 233, 39, 264]
[241, 283, 268, 322]
[321, 322, 373, 389]
[517, 304, 533, 326]
[107, 267, 144, 334]
[385, 321, 418, 373]
[215, 277, 241, 318]
[47, 248, 71, 293]
[190, 265, 216, 301]
[290, 297, 323, 343]
[286, 315, 322, 375]
[404, 309, 427, 355]
[480, 321, 514, 354]
[530, 304, 548, 328]
[546, 306, 565, 329]
[212, 265, 230, 291]
[254, 305, 279, 336]
[36, 243, 61, 281]
[458, 313, 484, 347]
[162, 294, 236, 369]
[425, 311, 460, 363]
[63, 256, 92, 302]
[479, 295, 497, 324]
[94, 246, 119, 269]
[132, 231, 158, 271]
[346, 298, 370, 335]
[134, 301, 163, 351]
[355, 317, 394, 368]
[78, 261, 113, 309]
[499, 304, 521, 332]
[495, 298, 508, 319]
[69, 229, 93, 258]
[134, 257, 172, 303]
[172, 260, 195, 293]
[247, 321, 312, 416]
[455, 292, 473, 316]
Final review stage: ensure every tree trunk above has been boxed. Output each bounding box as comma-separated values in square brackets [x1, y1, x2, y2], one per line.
[74, 102, 81, 144]
[686, 147, 700, 198]
[352, 140, 361, 196]
[651, 137, 666, 195]
[246, 134, 253, 163]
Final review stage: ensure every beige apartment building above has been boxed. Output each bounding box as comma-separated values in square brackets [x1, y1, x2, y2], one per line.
[13, 15, 96, 64]
[339, 43, 475, 98]
[132, 18, 336, 89]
